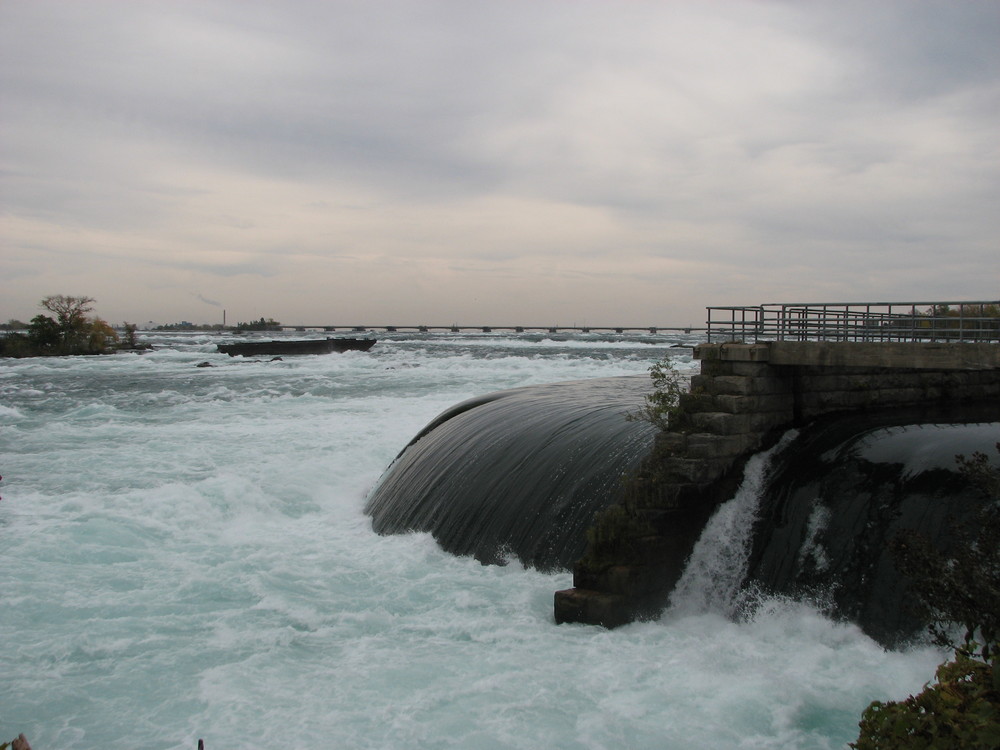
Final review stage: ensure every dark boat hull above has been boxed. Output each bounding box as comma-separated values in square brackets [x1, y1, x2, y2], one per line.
[217, 338, 376, 356]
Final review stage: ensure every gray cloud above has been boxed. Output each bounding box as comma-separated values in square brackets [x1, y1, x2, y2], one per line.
[1, 0, 997, 325]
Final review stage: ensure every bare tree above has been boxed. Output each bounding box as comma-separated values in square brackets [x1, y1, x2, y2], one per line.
[39, 295, 95, 340]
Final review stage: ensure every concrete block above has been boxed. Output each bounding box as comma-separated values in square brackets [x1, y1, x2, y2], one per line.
[690, 412, 760, 435]
[710, 393, 794, 415]
[697, 359, 735, 377]
[653, 432, 688, 454]
[877, 387, 929, 406]
[883, 372, 933, 389]
[683, 432, 762, 458]
[726, 361, 776, 377]
[694, 343, 771, 362]
[922, 386, 944, 401]
[660, 456, 731, 484]
[797, 373, 878, 392]
[692, 373, 792, 397]
[958, 384, 1000, 400]
[691, 374, 751, 396]
[578, 565, 663, 597]
[749, 376, 795, 396]
[686, 411, 787, 435]
[678, 392, 717, 414]
[687, 412, 739, 434]
[799, 390, 877, 412]
[554, 588, 633, 628]
[628, 481, 687, 509]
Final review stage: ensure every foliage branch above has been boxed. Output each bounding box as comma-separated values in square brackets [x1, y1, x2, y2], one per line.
[626, 357, 686, 431]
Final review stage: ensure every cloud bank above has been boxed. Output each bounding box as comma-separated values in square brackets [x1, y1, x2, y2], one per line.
[2, 0, 998, 326]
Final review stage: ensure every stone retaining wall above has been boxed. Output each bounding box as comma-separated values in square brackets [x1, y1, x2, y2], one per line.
[554, 341, 1000, 628]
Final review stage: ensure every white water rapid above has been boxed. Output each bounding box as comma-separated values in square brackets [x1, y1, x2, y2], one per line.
[0, 331, 945, 749]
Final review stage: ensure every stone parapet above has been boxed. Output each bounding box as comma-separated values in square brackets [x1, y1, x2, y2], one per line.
[767, 341, 1000, 370]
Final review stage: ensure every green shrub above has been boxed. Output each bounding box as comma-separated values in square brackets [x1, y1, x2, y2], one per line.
[852, 651, 999, 749]
[626, 357, 685, 431]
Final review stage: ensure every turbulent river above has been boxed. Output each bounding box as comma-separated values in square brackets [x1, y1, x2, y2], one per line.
[0, 331, 945, 749]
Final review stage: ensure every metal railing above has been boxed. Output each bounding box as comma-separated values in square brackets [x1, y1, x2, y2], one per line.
[706, 301, 1000, 343]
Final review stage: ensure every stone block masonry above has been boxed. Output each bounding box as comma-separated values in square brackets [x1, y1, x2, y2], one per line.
[554, 341, 1000, 628]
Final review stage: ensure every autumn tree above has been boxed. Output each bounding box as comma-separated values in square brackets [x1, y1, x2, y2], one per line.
[39, 295, 95, 346]
[1, 295, 118, 357]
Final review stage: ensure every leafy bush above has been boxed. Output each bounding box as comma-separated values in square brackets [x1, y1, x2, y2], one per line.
[626, 357, 685, 431]
[853, 650, 999, 749]
[28, 313, 62, 350]
[0, 332, 32, 357]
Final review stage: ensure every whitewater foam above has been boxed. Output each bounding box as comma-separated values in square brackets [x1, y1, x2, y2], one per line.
[0, 332, 944, 749]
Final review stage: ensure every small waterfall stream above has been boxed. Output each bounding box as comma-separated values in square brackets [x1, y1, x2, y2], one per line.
[666, 430, 798, 618]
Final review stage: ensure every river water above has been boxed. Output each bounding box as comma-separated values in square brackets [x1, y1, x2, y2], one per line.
[0, 331, 943, 749]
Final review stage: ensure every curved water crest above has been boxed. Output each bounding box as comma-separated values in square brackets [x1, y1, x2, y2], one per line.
[370, 369, 1000, 648]
[365, 376, 658, 570]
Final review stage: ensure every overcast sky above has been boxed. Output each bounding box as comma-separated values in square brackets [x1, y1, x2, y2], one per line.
[2, 1, 998, 327]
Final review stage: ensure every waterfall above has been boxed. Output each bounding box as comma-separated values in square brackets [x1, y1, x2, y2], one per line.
[367, 373, 999, 644]
[666, 431, 798, 618]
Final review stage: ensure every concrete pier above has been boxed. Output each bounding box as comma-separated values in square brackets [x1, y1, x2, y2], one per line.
[554, 340, 1000, 628]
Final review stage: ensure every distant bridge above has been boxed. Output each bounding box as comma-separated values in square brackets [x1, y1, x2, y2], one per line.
[281, 325, 703, 334]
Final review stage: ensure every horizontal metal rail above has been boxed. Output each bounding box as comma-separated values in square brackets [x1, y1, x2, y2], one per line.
[706, 301, 1000, 343]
